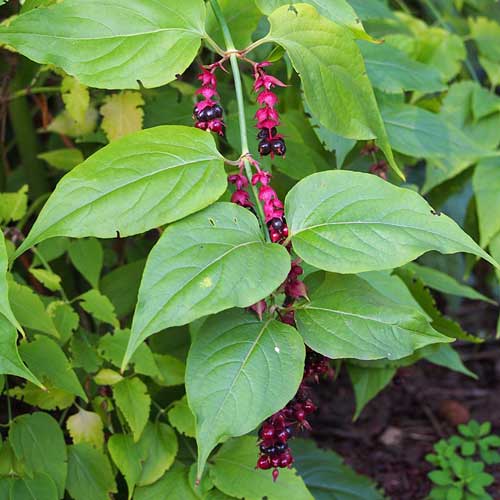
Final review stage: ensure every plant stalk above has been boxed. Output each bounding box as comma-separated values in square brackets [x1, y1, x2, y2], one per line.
[208, 0, 270, 241]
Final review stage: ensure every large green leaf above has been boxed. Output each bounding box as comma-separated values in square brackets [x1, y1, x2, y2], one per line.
[285, 171, 498, 273]
[0, 234, 21, 332]
[473, 158, 500, 248]
[292, 439, 383, 499]
[66, 444, 117, 500]
[14, 126, 226, 258]
[124, 203, 290, 368]
[9, 412, 67, 498]
[186, 310, 305, 478]
[295, 273, 451, 361]
[255, 0, 372, 40]
[359, 41, 445, 94]
[9, 474, 59, 500]
[0, 0, 206, 89]
[265, 4, 401, 178]
[210, 436, 313, 500]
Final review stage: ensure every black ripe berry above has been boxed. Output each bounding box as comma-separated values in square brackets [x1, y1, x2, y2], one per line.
[259, 140, 272, 156]
[196, 107, 209, 122]
[212, 104, 223, 118]
[269, 218, 284, 231]
[271, 138, 286, 156]
[205, 106, 216, 120]
[275, 442, 288, 453]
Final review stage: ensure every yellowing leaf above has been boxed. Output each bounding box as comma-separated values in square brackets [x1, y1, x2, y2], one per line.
[61, 75, 90, 126]
[46, 108, 98, 137]
[67, 408, 104, 450]
[100, 91, 144, 142]
[0, 185, 28, 225]
[29, 268, 61, 292]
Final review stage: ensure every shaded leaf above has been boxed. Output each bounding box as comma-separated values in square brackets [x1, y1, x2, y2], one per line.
[38, 149, 84, 171]
[168, 396, 196, 438]
[68, 238, 103, 289]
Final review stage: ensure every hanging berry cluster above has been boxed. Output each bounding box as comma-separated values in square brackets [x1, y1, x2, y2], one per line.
[253, 62, 287, 158]
[193, 67, 225, 135]
[256, 349, 332, 480]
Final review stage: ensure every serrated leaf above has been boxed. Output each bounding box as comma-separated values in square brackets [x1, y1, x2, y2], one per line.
[19, 335, 87, 400]
[347, 364, 396, 420]
[38, 148, 84, 171]
[61, 75, 89, 126]
[8, 280, 58, 337]
[108, 434, 142, 499]
[0, 0, 207, 89]
[125, 203, 290, 368]
[168, 396, 196, 438]
[79, 289, 118, 328]
[14, 126, 226, 258]
[0, 185, 28, 225]
[285, 171, 498, 273]
[210, 436, 313, 500]
[10, 473, 59, 500]
[67, 408, 104, 450]
[265, 4, 401, 178]
[100, 91, 144, 142]
[68, 238, 103, 289]
[134, 463, 198, 500]
[29, 268, 61, 292]
[9, 412, 67, 498]
[255, 0, 372, 41]
[404, 262, 495, 304]
[359, 40, 445, 94]
[66, 443, 117, 500]
[186, 309, 305, 478]
[292, 438, 384, 499]
[48, 301, 79, 344]
[113, 377, 150, 442]
[296, 273, 450, 361]
[9, 381, 74, 410]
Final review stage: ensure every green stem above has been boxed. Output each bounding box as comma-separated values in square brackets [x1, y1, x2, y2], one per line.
[420, 0, 479, 82]
[208, 0, 269, 241]
[8, 86, 61, 101]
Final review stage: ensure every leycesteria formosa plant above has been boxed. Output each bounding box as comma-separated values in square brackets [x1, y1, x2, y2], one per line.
[0, 0, 499, 498]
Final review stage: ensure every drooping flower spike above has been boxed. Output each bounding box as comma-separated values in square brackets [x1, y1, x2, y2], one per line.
[193, 67, 225, 136]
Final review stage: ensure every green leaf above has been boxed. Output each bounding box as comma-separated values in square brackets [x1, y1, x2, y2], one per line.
[296, 273, 451, 361]
[186, 309, 305, 478]
[255, 0, 373, 41]
[152, 353, 185, 386]
[19, 335, 87, 400]
[347, 364, 396, 419]
[9, 412, 67, 498]
[38, 149, 84, 171]
[113, 377, 151, 442]
[425, 344, 477, 380]
[404, 263, 496, 305]
[100, 91, 144, 142]
[292, 438, 384, 499]
[0, 0, 206, 89]
[9, 381, 74, 410]
[136, 422, 178, 486]
[14, 126, 226, 258]
[359, 40, 445, 94]
[125, 203, 290, 368]
[8, 280, 58, 337]
[78, 289, 118, 328]
[9, 474, 59, 500]
[381, 102, 490, 163]
[429, 470, 453, 486]
[285, 171, 498, 273]
[108, 434, 142, 499]
[67, 408, 104, 450]
[469, 17, 500, 63]
[48, 301, 79, 344]
[265, 4, 401, 178]
[94, 368, 123, 385]
[210, 436, 313, 500]
[473, 158, 500, 248]
[68, 238, 103, 289]
[29, 268, 61, 292]
[0, 185, 28, 225]
[100, 259, 146, 317]
[134, 464, 198, 500]
[168, 396, 196, 438]
[66, 443, 117, 500]
[346, 0, 394, 21]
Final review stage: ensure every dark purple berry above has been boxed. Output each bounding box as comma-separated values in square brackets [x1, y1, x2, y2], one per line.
[197, 107, 209, 122]
[275, 442, 287, 453]
[212, 104, 223, 118]
[269, 217, 284, 231]
[205, 106, 216, 120]
[258, 140, 272, 156]
[270, 138, 286, 156]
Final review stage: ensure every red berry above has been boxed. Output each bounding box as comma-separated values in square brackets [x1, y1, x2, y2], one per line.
[272, 469, 279, 481]
[260, 424, 275, 440]
[257, 455, 272, 470]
